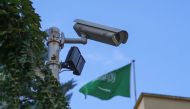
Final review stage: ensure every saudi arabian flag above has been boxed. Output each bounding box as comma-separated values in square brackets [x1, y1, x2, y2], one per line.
[79, 63, 131, 100]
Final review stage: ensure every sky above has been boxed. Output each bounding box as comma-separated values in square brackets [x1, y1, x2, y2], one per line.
[32, 0, 190, 109]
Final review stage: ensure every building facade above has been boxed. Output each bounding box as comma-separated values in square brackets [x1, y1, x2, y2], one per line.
[134, 93, 190, 109]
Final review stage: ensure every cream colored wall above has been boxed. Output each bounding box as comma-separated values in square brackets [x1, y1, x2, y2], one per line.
[136, 98, 145, 109]
[142, 96, 190, 109]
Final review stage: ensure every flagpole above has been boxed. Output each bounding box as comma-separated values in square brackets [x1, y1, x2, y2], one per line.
[132, 60, 137, 102]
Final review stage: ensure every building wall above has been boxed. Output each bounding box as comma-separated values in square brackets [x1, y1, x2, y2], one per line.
[137, 98, 145, 109]
[142, 96, 190, 109]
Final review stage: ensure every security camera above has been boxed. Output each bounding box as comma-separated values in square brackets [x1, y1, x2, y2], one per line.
[73, 19, 128, 46]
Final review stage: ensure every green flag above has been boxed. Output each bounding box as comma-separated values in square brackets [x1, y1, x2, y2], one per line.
[79, 63, 131, 100]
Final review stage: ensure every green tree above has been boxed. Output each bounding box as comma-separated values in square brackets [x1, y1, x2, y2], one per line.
[0, 0, 74, 108]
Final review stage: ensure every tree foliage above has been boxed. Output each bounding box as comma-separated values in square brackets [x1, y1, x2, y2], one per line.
[0, 0, 72, 108]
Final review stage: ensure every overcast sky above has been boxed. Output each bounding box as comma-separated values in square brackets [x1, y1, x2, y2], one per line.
[32, 0, 190, 109]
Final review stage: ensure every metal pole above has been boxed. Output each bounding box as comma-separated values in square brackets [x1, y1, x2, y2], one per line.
[47, 27, 61, 80]
[132, 60, 137, 102]
[62, 33, 87, 44]
[46, 27, 87, 80]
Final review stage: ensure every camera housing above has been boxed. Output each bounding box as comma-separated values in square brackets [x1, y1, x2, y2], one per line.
[73, 19, 128, 46]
